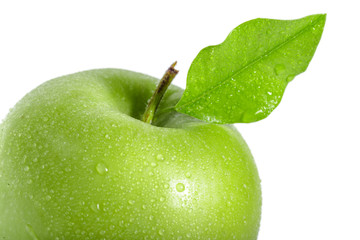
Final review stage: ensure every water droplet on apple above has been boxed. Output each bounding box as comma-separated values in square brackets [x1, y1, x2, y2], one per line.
[185, 172, 191, 178]
[27, 179, 33, 184]
[99, 230, 106, 235]
[24, 166, 30, 172]
[151, 162, 157, 167]
[25, 224, 39, 240]
[156, 154, 164, 161]
[33, 158, 38, 163]
[164, 183, 169, 189]
[158, 229, 165, 236]
[159, 196, 165, 202]
[128, 200, 135, 205]
[45, 195, 52, 201]
[149, 215, 154, 220]
[176, 183, 185, 192]
[105, 134, 110, 139]
[96, 163, 108, 175]
[90, 203, 101, 212]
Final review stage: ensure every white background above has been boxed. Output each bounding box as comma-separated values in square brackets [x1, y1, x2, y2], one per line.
[1, 0, 359, 239]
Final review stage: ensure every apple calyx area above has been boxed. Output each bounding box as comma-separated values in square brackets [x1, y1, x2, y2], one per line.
[142, 62, 179, 124]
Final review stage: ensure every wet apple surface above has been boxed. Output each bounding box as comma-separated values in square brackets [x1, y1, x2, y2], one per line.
[0, 69, 261, 239]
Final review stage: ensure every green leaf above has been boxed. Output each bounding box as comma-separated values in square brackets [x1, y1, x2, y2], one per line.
[175, 14, 326, 123]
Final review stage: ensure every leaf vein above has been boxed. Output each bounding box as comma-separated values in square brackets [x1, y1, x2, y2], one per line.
[177, 15, 323, 110]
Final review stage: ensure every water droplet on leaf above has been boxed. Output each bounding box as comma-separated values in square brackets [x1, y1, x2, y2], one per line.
[274, 64, 286, 75]
[286, 74, 295, 82]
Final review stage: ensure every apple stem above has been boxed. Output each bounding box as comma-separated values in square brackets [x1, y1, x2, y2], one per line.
[142, 62, 179, 124]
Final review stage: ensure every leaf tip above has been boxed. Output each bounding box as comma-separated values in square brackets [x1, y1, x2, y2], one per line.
[314, 13, 327, 25]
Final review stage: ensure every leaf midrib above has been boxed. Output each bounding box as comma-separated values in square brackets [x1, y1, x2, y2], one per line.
[177, 15, 323, 110]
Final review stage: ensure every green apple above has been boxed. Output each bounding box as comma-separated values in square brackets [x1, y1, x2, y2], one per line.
[0, 69, 261, 239]
[0, 13, 327, 239]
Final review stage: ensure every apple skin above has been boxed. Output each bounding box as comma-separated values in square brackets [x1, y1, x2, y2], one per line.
[0, 69, 261, 239]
